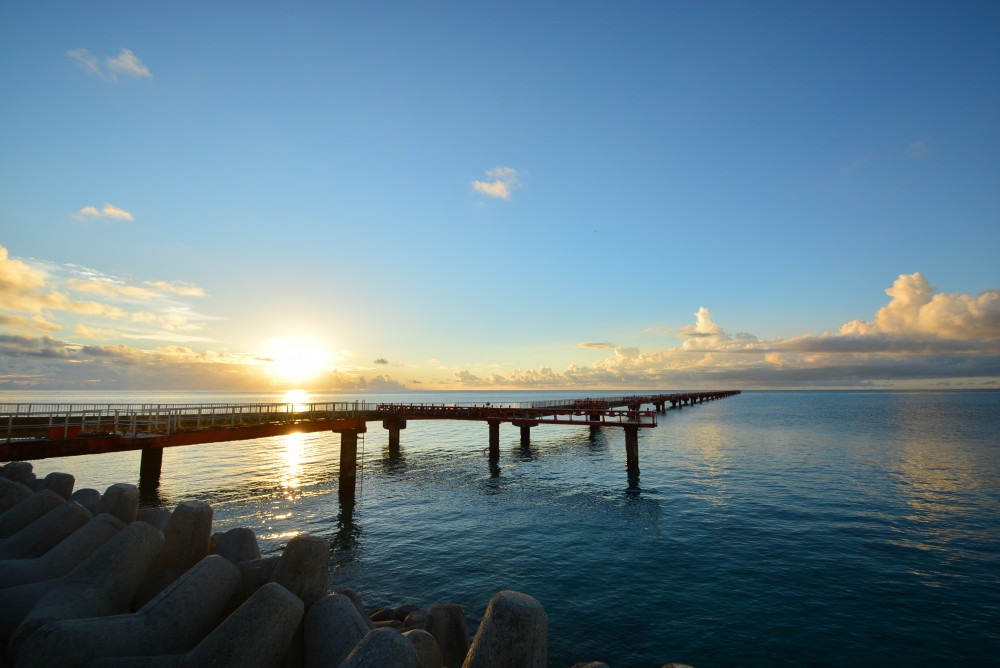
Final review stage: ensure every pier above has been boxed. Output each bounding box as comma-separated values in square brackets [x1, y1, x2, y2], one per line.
[1, 391, 740, 488]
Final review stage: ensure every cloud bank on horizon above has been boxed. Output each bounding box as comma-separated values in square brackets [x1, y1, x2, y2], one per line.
[1, 242, 996, 391]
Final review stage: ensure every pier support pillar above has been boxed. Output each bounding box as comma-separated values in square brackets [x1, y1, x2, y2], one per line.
[623, 425, 639, 469]
[139, 446, 163, 482]
[514, 422, 535, 446]
[338, 430, 359, 488]
[488, 420, 501, 459]
[382, 418, 406, 455]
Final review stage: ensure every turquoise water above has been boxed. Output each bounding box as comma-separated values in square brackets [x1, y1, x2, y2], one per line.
[9, 389, 1000, 667]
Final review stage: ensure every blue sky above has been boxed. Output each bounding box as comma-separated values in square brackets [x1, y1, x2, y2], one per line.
[1, 1, 998, 391]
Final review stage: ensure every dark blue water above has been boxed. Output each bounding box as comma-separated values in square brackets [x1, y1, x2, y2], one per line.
[11, 389, 1000, 667]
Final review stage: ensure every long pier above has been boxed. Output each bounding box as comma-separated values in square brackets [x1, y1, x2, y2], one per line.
[1, 391, 740, 488]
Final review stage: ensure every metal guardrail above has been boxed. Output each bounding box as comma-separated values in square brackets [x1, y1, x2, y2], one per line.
[1, 402, 376, 442]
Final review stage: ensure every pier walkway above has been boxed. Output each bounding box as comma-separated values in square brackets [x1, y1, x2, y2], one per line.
[1, 391, 740, 486]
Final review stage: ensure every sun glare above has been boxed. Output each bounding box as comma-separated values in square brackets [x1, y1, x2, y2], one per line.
[264, 338, 334, 383]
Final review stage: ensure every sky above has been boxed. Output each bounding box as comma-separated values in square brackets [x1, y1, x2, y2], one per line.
[1, 0, 998, 392]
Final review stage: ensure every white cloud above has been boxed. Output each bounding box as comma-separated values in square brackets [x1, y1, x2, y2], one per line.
[67, 48, 151, 80]
[472, 166, 521, 200]
[74, 203, 135, 221]
[67, 49, 101, 76]
[840, 273, 1000, 340]
[106, 49, 152, 79]
[907, 140, 929, 159]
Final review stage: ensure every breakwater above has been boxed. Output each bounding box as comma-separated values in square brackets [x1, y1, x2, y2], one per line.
[0, 460, 694, 667]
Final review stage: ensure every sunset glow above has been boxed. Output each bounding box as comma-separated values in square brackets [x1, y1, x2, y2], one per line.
[0, 2, 996, 391]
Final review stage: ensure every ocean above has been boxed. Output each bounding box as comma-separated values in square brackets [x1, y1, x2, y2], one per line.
[4, 389, 999, 667]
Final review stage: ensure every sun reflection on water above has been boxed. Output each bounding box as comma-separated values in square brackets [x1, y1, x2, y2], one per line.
[278, 431, 305, 495]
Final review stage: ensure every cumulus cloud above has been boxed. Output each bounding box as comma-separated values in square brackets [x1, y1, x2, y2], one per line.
[839, 273, 1000, 340]
[442, 273, 1000, 389]
[74, 203, 134, 221]
[68, 48, 151, 80]
[472, 166, 520, 200]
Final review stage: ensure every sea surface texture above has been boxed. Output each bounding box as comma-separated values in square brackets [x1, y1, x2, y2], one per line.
[8, 389, 999, 667]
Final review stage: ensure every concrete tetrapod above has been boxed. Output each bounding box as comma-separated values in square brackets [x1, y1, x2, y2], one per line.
[304, 593, 374, 668]
[0, 462, 35, 486]
[85, 581, 305, 668]
[0, 489, 66, 538]
[0, 514, 125, 588]
[33, 472, 75, 500]
[404, 628, 445, 668]
[70, 489, 102, 514]
[269, 533, 330, 610]
[3, 520, 165, 662]
[134, 500, 214, 607]
[339, 627, 421, 668]
[93, 483, 139, 524]
[0, 500, 91, 560]
[15, 554, 241, 668]
[0, 478, 33, 514]
[462, 590, 548, 668]
[424, 603, 470, 668]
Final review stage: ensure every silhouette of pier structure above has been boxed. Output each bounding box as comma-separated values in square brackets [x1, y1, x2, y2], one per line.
[1, 391, 740, 488]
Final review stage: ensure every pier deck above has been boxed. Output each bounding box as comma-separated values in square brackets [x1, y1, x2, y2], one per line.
[1, 391, 740, 482]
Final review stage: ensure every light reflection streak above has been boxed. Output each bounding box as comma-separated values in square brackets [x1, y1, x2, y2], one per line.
[278, 431, 306, 497]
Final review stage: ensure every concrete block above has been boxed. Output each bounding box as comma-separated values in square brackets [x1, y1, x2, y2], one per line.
[210, 526, 260, 564]
[136, 508, 171, 532]
[81, 583, 303, 668]
[0, 490, 65, 538]
[4, 520, 164, 660]
[94, 483, 139, 524]
[424, 603, 469, 668]
[269, 533, 329, 610]
[0, 462, 34, 486]
[404, 628, 444, 668]
[571, 663, 610, 668]
[340, 627, 421, 668]
[0, 478, 34, 514]
[337, 588, 375, 630]
[403, 609, 428, 630]
[184, 581, 304, 667]
[0, 514, 124, 588]
[134, 501, 213, 607]
[304, 593, 372, 668]
[69, 488, 101, 514]
[225, 555, 279, 616]
[462, 590, 547, 668]
[40, 472, 75, 500]
[0, 500, 91, 560]
[14, 555, 240, 668]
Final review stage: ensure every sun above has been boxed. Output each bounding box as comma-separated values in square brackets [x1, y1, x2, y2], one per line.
[263, 338, 333, 383]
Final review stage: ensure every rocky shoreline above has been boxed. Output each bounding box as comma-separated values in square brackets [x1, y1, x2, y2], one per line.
[0, 461, 693, 668]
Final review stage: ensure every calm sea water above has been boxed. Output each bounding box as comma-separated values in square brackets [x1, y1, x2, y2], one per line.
[5, 389, 999, 667]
